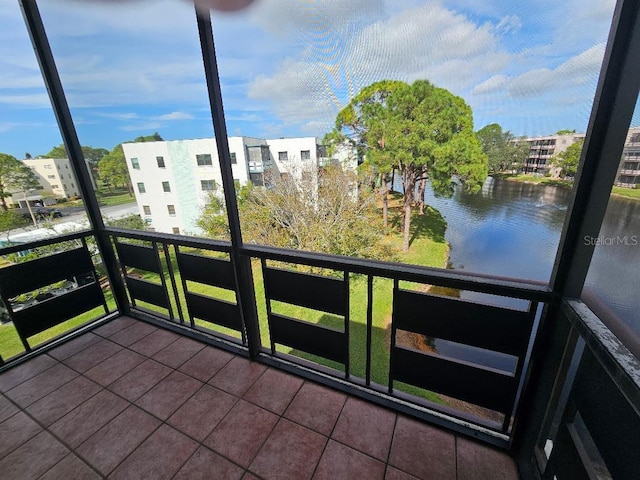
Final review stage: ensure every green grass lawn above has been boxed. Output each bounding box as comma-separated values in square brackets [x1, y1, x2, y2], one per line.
[611, 186, 640, 199]
[494, 173, 574, 189]
[98, 188, 137, 207]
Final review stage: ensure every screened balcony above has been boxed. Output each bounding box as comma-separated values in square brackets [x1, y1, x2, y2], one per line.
[1, 1, 639, 479]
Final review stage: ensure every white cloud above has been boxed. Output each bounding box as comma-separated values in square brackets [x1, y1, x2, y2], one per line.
[472, 44, 605, 98]
[247, 2, 510, 133]
[156, 111, 194, 121]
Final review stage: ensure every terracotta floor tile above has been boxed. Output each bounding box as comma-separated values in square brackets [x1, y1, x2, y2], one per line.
[0, 394, 19, 423]
[385, 466, 421, 480]
[0, 354, 57, 392]
[77, 405, 161, 476]
[250, 418, 327, 480]
[129, 328, 180, 357]
[168, 384, 237, 441]
[109, 424, 198, 480]
[48, 332, 101, 360]
[178, 345, 234, 382]
[108, 358, 172, 401]
[242, 474, 261, 480]
[93, 316, 136, 338]
[39, 454, 101, 480]
[331, 397, 396, 461]
[5, 363, 78, 407]
[109, 321, 156, 347]
[0, 411, 42, 458]
[26, 376, 101, 426]
[204, 399, 279, 468]
[313, 439, 385, 480]
[50, 389, 128, 448]
[63, 338, 123, 373]
[284, 382, 346, 435]
[0, 431, 68, 480]
[388, 416, 455, 480]
[209, 356, 266, 396]
[135, 370, 202, 420]
[174, 446, 244, 480]
[152, 336, 205, 368]
[456, 437, 519, 480]
[243, 368, 303, 414]
[84, 348, 146, 386]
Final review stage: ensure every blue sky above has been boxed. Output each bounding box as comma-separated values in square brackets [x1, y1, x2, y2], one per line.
[0, 0, 631, 159]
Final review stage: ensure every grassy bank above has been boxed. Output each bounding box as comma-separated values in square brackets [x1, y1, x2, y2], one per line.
[611, 186, 640, 199]
[492, 173, 574, 189]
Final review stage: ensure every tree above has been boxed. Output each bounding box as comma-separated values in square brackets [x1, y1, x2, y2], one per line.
[553, 139, 583, 178]
[45, 144, 109, 184]
[334, 80, 487, 251]
[0, 210, 29, 242]
[555, 129, 576, 135]
[476, 123, 530, 174]
[198, 164, 394, 260]
[0, 153, 40, 211]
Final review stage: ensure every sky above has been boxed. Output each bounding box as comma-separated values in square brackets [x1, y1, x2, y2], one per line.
[0, 0, 634, 159]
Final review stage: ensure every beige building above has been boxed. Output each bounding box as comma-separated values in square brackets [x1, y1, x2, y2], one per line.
[8, 157, 82, 207]
[616, 126, 640, 187]
[522, 133, 586, 177]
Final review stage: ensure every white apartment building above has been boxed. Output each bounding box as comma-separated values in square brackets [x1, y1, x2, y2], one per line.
[122, 136, 355, 235]
[9, 157, 82, 207]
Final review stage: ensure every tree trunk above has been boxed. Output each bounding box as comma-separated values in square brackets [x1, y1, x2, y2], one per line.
[390, 168, 395, 193]
[0, 196, 7, 211]
[402, 168, 416, 252]
[417, 176, 427, 215]
[381, 172, 388, 229]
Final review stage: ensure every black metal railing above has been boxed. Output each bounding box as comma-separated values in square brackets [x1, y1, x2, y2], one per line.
[101, 228, 552, 445]
[0, 231, 116, 363]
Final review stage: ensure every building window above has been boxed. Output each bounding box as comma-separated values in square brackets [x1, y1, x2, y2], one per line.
[137, 182, 146, 193]
[47, 175, 55, 179]
[63, 184, 67, 189]
[162, 181, 171, 192]
[143, 205, 151, 215]
[201, 179, 216, 191]
[71, 183, 74, 188]
[172, 227, 180, 234]
[131, 158, 140, 169]
[278, 151, 288, 162]
[157, 156, 165, 168]
[65, 165, 68, 169]
[196, 154, 212, 166]
[301, 150, 311, 160]
[230, 152, 237, 164]
[167, 205, 176, 216]
[631, 133, 640, 143]
[51, 184, 59, 189]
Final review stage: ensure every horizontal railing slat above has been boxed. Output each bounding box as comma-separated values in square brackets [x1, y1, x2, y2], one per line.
[185, 292, 242, 331]
[0, 248, 95, 299]
[264, 267, 346, 315]
[116, 242, 161, 274]
[393, 346, 516, 413]
[270, 313, 347, 364]
[177, 252, 236, 290]
[126, 277, 169, 308]
[394, 289, 534, 356]
[12, 283, 104, 338]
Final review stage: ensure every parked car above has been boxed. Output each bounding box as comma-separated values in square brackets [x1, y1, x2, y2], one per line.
[14, 207, 63, 220]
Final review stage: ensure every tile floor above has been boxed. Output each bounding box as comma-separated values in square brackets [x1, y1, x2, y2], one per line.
[0, 316, 520, 479]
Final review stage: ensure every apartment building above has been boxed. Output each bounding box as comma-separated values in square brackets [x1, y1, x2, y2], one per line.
[8, 157, 82, 207]
[616, 126, 640, 187]
[122, 136, 356, 235]
[522, 133, 586, 176]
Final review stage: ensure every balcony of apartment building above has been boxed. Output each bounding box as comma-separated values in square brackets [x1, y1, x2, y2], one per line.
[1, 1, 640, 480]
